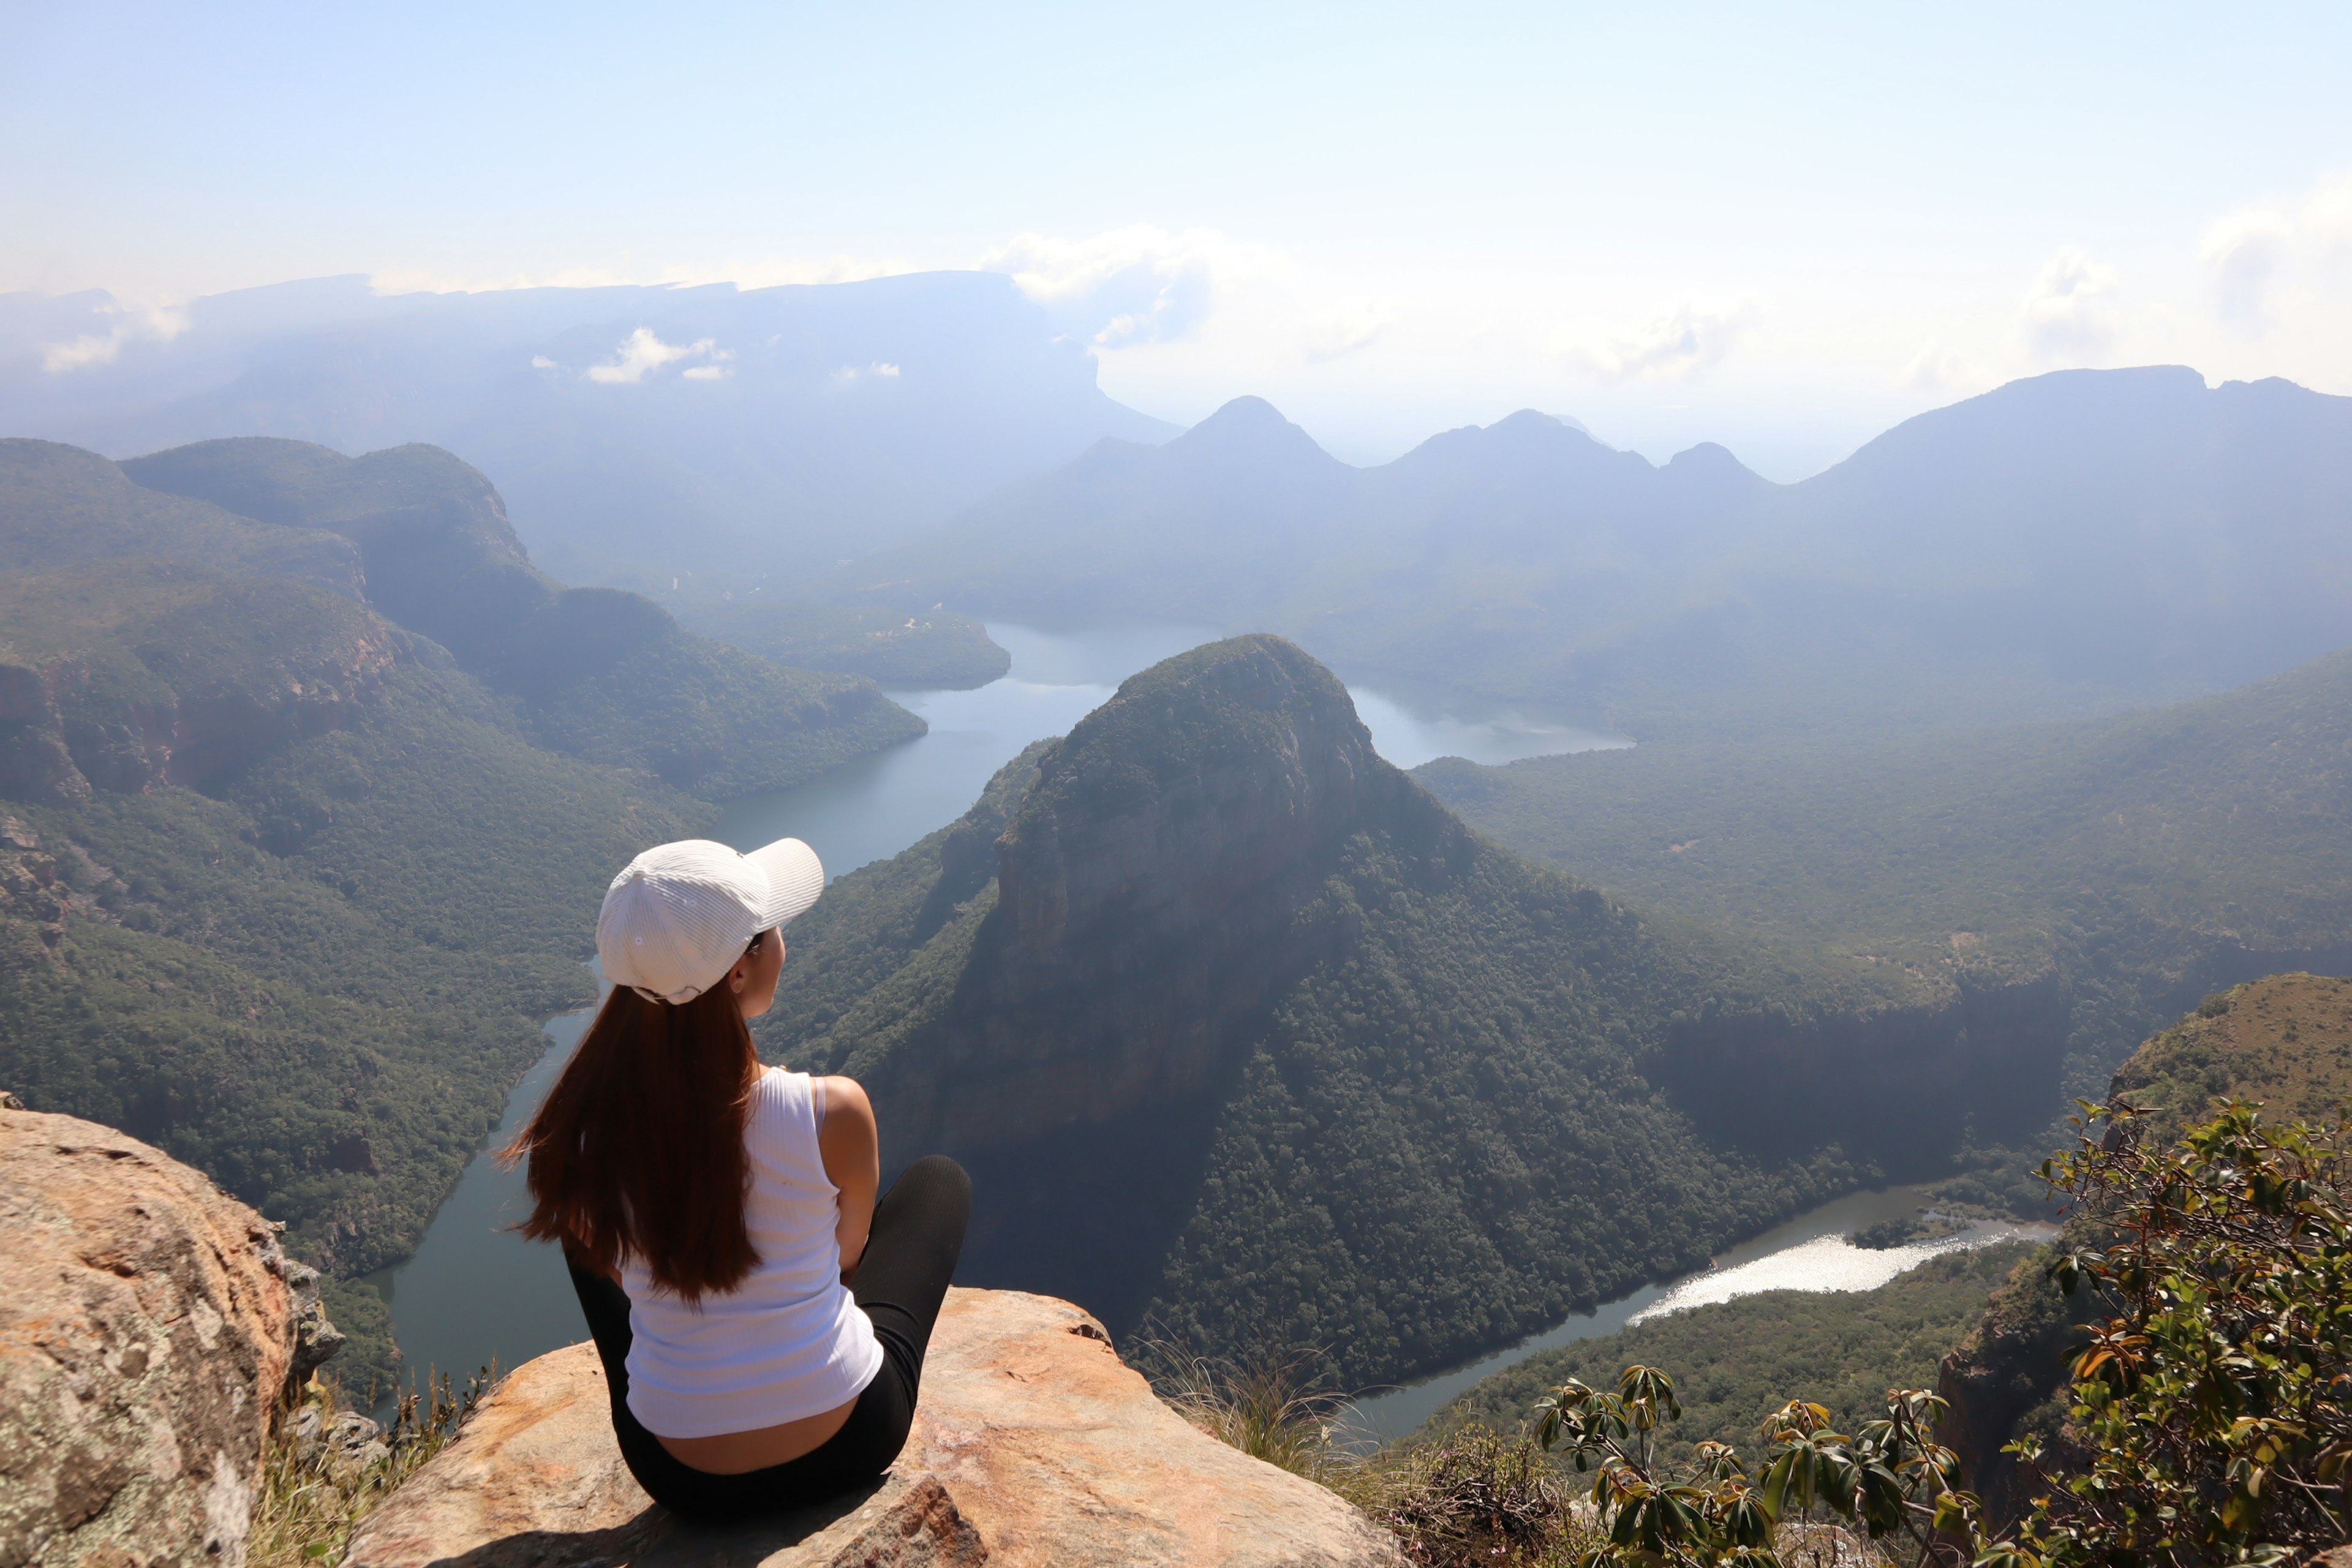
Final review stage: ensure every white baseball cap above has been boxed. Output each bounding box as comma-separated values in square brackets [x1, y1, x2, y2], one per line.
[597, 837, 825, 1005]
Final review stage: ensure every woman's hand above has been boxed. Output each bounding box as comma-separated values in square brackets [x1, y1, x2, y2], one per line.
[816, 1076, 878, 1281]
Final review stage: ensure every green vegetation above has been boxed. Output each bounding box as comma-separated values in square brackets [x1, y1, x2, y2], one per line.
[761, 636, 1984, 1390]
[674, 599, 1010, 688]
[0, 452, 744, 1390]
[1419, 645, 2352, 1109]
[1991, 1098, 2352, 1565]
[113, 437, 925, 798]
[1430, 1245, 2030, 1470]
[0, 437, 361, 597]
[1, 658, 703, 1270]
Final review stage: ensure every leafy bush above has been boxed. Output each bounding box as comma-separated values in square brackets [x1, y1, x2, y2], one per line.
[1985, 1099, 2352, 1566]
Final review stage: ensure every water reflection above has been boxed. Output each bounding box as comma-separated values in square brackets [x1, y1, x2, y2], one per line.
[1332, 1185, 2056, 1446]
[360, 1008, 595, 1404]
[1349, 688, 1629, 769]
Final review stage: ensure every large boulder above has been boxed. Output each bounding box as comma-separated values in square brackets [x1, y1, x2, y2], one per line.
[1, 1103, 336, 1568]
[347, 1287, 1404, 1567]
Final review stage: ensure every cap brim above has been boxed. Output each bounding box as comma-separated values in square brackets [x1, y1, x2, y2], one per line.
[745, 837, 825, 929]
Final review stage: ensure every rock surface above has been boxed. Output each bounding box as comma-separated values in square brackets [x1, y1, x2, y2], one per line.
[347, 1286, 1404, 1567]
[1, 1105, 319, 1567]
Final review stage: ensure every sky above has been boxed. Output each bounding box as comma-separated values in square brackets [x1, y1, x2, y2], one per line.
[4, 1, 2348, 476]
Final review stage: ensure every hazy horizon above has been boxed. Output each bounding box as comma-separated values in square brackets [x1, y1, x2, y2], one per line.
[7, 2, 2348, 477]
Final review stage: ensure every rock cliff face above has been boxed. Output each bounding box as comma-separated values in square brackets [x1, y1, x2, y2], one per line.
[345, 1287, 1403, 1568]
[117, 437, 924, 798]
[0, 1103, 337, 1568]
[0, 562, 407, 804]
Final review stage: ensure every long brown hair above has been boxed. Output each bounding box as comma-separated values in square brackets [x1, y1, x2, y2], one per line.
[502, 982, 762, 1303]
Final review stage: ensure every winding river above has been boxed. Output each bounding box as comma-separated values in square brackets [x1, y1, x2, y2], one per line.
[364, 625, 1704, 1420]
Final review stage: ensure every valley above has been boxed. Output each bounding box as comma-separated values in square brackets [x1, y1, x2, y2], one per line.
[6, 326, 2351, 1566]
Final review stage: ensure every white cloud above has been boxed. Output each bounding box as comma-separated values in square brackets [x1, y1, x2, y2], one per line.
[39, 301, 190, 372]
[584, 328, 731, 384]
[2019, 247, 2122, 361]
[371, 253, 912, 296]
[1570, 300, 1755, 382]
[1901, 341, 1975, 392]
[2198, 169, 2352, 334]
[1298, 303, 1392, 365]
[830, 361, 901, 383]
[530, 353, 560, 369]
[980, 225, 1276, 349]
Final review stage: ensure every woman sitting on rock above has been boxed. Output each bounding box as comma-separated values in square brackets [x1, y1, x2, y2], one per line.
[505, 837, 970, 1521]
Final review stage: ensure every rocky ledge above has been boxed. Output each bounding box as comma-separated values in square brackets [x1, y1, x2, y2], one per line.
[1, 1102, 339, 1567]
[347, 1287, 1402, 1568]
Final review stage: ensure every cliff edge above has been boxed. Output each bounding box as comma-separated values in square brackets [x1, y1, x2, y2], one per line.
[0, 1101, 337, 1567]
[346, 1287, 1403, 1568]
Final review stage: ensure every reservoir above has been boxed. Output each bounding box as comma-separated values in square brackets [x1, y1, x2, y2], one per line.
[366, 624, 1644, 1412]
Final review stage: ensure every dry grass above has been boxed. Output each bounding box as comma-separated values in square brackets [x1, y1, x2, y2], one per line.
[1145, 1338, 1597, 1566]
[1148, 1343, 1353, 1480]
[249, 1368, 492, 1568]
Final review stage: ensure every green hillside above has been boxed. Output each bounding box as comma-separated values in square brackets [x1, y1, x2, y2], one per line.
[0, 565, 703, 1261]
[758, 635, 2036, 1388]
[115, 437, 924, 797]
[1419, 644, 2352, 1106]
[0, 436, 364, 597]
[1427, 1242, 2032, 1469]
[673, 599, 1009, 688]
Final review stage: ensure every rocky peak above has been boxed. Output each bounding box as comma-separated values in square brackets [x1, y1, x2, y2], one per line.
[994, 635, 1383, 986]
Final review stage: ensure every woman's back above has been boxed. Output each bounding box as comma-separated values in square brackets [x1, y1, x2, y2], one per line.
[619, 1068, 883, 1439]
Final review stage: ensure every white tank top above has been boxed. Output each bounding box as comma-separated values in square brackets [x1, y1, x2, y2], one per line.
[618, 1067, 884, 1439]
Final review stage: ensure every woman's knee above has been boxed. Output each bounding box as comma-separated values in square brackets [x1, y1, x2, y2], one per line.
[900, 1154, 971, 1216]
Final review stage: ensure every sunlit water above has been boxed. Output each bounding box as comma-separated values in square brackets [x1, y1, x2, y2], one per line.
[369, 624, 1632, 1401]
[1330, 1187, 2056, 1446]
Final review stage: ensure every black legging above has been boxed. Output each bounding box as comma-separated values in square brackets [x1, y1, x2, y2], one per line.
[566, 1155, 971, 1522]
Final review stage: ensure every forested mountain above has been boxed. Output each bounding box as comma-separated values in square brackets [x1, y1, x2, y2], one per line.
[756, 635, 2063, 1387]
[853, 369, 2352, 737]
[1419, 643, 2352, 1104]
[0, 435, 932, 1385]
[0, 556, 704, 1329]
[0, 273, 1176, 584]
[8, 437, 922, 799]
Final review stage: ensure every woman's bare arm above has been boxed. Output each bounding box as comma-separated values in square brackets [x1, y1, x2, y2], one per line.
[817, 1076, 879, 1281]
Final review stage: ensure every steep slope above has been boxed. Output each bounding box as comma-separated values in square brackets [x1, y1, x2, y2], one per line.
[0, 562, 703, 1277]
[760, 636, 2055, 1387]
[1419, 643, 2352, 1104]
[110, 437, 924, 797]
[1934, 972, 2352, 1526]
[857, 370, 2352, 737]
[6, 272, 1177, 581]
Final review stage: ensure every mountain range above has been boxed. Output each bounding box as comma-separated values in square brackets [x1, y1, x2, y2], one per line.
[851, 368, 2352, 737]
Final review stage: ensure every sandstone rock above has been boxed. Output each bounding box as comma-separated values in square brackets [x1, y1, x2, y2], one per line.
[0, 1107, 321, 1567]
[347, 1287, 1404, 1568]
